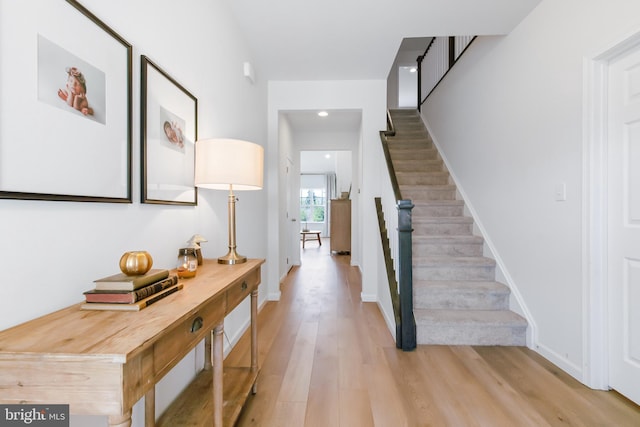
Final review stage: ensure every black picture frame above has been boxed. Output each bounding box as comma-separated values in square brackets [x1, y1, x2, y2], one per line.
[0, 0, 133, 202]
[141, 55, 198, 205]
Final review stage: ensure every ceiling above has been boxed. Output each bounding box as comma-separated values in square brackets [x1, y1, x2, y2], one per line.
[284, 110, 362, 133]
[224, 0, 540, 134]
[223, 0, 541, 82]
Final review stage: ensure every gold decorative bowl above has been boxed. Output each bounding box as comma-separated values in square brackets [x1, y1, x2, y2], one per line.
[119, 251, 153, 275]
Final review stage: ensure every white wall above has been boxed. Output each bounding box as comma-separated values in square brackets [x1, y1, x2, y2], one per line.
[387, 46, 424, 109]
[267, 80, 387, 304]
[0, 1, 267, 426]
[300, 151, 337, 173]
[422, 0, 640, 384]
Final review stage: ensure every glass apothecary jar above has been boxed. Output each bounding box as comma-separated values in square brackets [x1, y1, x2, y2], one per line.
[176, 248, 198, 278]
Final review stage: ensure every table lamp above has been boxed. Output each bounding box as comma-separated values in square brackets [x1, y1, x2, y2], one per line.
[195, 138, 264, 264]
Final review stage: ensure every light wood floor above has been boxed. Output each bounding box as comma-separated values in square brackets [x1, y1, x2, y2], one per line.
[226, 239, 640, 426]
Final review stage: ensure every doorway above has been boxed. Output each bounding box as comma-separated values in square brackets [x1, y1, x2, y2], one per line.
[299, 151, 352, 260]
[278, 109, 361, 279]
[606, 41, 640, 405]
[398, 66, 418, 108]
[586, 29, 640, 405]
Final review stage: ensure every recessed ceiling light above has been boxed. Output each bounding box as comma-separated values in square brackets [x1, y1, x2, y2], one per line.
[410, 68, 417, 73]
[325, 154, 331, 159]
[318, 111, 328, 117]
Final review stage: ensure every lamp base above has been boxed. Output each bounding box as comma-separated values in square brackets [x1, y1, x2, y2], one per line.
[218, 248, 247, 265]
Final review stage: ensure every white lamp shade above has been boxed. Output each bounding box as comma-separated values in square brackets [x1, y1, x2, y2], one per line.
[195, 138, 264, 190]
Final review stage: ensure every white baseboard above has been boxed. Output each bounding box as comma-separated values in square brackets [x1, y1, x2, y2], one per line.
[267, 291, 281, 301]
[377, 301, 396, 339]
[534, 341, 583, 384]
[361, 293, 377, 302]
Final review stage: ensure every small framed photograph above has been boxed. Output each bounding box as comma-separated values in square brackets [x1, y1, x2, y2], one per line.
[141, 55, 198, 205]
[0, 0, 132, 202]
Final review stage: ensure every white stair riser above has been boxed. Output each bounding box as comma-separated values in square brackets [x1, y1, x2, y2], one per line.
[413, 241, 482, 256]
[412, 222, 473, 235]
[402, 188, 456, 201]
[414, 290, 509, 310]
[394, 128, 429, 134]
[394, 160, 444, 172]
[388, 140, 433, 147]
[413, 265, 495, 281]
[416, 325, 527, 346]
[390, 150, 439, 160]
[397, 174, 450, 186]
[413, 205, 464, 217]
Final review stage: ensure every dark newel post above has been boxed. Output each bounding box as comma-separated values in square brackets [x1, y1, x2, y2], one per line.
[416, 55, 424, 112]
[397, 199, 416, 351]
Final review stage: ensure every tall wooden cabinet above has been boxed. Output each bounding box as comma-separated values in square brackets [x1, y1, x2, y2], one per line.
[330, 199, 351, 253]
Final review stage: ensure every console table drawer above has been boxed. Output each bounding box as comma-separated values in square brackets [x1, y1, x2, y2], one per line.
[226, 269, 260, 311]
[154, 294, 226, 379]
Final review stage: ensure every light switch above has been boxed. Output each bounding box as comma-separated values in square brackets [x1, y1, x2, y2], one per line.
[555, 182, 567, 201]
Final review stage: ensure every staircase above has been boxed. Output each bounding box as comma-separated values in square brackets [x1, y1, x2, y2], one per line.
[387, 109, 527, 346]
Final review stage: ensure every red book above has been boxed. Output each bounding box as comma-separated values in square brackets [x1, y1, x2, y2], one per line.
[84, 274, 178, 304]
[81, 283, 183, 311]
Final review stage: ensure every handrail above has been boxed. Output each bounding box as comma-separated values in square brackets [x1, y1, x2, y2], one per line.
[380, 131, 402, 202]
[385, 110, 396, 137]
[418, 36, 476, 111]
[378, 110, 416, 351]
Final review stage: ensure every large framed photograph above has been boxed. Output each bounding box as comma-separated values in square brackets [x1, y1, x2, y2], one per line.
[0, 0, 132, 202]
[141, 55, 197, 205]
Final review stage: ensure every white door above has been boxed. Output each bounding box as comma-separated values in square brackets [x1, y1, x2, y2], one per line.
[607, 45, 640, 405]
[285, 157, 299, 269]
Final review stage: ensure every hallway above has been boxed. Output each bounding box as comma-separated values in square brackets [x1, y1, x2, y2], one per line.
[228, 238, 640, 426]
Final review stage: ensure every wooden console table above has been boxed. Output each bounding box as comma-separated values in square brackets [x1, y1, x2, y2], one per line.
[0, 258, 264, 427]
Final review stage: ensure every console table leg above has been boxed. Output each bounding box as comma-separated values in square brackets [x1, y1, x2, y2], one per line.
[108, 411, 132, 427]
[251, 289, 258, 394]
[204, 331, 212, 371]
[212, 324, 224, 427]
[144, 387, 155, 427]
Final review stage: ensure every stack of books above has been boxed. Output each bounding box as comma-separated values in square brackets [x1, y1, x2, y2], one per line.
[81, 269, 182, 311]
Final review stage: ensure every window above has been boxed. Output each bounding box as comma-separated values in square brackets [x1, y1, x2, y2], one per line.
[300, 187, 326, 224]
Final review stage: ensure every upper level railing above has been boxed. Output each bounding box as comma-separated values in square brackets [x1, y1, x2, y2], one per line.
[417, 36, 475, 111]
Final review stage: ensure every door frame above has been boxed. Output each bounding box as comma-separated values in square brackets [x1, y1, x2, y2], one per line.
[286, 156, 300, 269]
[584, 27, 640, 390]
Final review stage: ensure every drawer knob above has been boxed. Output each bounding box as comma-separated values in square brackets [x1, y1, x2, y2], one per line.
[191, 316, 204, 333]
[241, 281, 248, 291]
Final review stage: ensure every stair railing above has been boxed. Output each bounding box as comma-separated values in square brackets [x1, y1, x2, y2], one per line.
[378, 111, 416, 351]
[417, 36, 476, 111]
[375, 197, 401, 343]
